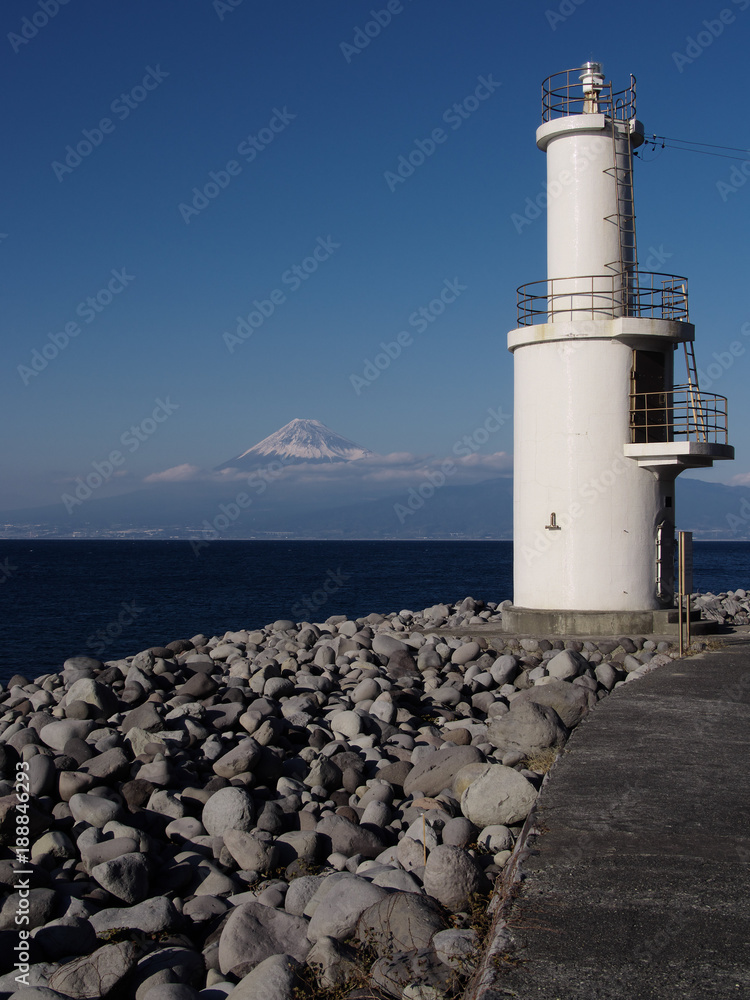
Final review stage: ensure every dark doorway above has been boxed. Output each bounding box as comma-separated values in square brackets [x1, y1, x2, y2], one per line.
[631, 349, 670, 443]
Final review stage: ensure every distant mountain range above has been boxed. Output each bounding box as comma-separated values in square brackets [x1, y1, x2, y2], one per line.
[2, 419, 749, 540]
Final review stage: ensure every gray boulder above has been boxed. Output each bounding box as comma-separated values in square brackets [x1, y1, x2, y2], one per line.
[441, 816, 478, 848]
[127, 946, 204, 999]
[546, 649, 587, 681]
[595, 662, 618, 690]
[274, 831, 322, 866]
[64, 677, 119, 718]
[229, 954, 303, 1000]
[82, 747, 130, 781]
[31, 830, 75, 865]
[0, 887, 56, 931]
[514, 680, 591, 728]
[490, 654, 520, 686]
[461, 764, 537, 827]
[38, 719, 95, 751]
[285, 875, 324, 916]
[212, 738, 262, 779]
[91, 852, 149, 904]
[357, 892, 448, 954]
[307, 874, 388, 942]
[81, 836, 140, 873]
[68, 793, 122, 828]
[305, 936, 360, 990]
[477, 825, 514, 853]
[33, 917, 98, 962]
[201, 787, 256, 837]
[451, 640, 480, 665]
[371, 948, 452, 998]
[47, 940, 139, 998]
[372, 634, 408, 656]
[90, 896, 179, 936]
[487, 699, 568, 758]
[218, 902, 310, 977]
[433, 927, 479, 971]
[223, 829, 278, 873]
[27, 755, 57, 797]
[422, 844, 486, 912]
[403, 745, 484, 798]
[316, 813, 387, 860]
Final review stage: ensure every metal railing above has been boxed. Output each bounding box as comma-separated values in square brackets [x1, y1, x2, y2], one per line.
[542, 67, 636, 123]
[629, 387, 729, 445]
[516, 271, 689, 326]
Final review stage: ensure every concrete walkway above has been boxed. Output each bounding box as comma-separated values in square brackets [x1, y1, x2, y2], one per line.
[472, 633, 750, 1000]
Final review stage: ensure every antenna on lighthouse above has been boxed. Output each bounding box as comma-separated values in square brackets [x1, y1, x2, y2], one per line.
[579, 61, 604, 113]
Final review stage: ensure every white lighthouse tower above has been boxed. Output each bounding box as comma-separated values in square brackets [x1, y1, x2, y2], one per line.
[504, 63, 733, 635]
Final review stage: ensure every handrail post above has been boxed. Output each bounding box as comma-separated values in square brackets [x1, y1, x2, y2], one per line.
[677, 531, 693, 656]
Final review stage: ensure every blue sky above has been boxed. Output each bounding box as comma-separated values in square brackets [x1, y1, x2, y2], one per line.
[2, 0, 749, 511]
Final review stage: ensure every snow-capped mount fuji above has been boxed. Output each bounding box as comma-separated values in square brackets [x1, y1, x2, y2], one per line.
[215, 418, 373, 471]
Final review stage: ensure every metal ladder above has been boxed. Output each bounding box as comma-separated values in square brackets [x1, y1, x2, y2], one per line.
[603, 111, 638, 311]
[683, 340, 707, 442]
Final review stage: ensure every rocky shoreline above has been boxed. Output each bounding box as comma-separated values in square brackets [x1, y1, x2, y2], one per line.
[0, 591, 745, 1000]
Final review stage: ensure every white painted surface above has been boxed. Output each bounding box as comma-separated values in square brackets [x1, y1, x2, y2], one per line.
[512, 331, 673, 610]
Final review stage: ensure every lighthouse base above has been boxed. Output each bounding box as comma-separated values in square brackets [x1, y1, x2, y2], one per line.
[501, 605, 714, 637]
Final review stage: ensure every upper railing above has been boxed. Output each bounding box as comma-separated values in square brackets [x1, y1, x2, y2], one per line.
[542, 67, 636, 123]
[516, 271, 689, 326]
[630, 387, 729, 445]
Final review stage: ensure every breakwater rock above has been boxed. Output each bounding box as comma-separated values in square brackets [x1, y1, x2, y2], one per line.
[692, 588, 750, 625]
[0, 599, 683, 1000]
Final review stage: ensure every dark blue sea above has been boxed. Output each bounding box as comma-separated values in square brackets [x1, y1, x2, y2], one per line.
[1, 540, 748, 684]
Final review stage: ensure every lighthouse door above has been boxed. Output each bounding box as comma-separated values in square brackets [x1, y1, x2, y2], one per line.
[631, 350, 669, 443]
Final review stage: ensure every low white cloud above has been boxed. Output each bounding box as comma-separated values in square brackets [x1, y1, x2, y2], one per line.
[141, 451, 512, 491]
[144, 463, 203, 483]
[730, 471, 750, 487]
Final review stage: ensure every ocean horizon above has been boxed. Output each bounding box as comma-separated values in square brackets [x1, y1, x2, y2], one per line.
[1, 538, 748, 683]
